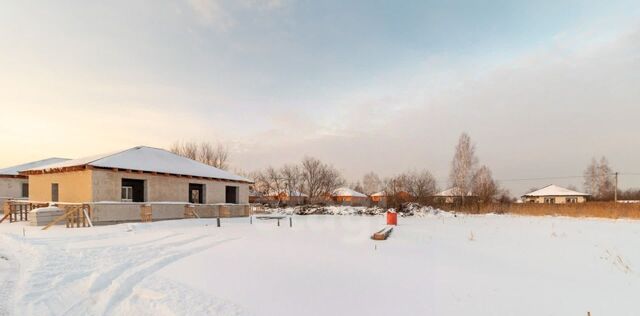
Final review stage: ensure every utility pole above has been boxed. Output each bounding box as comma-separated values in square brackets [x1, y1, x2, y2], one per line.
[614, 172, 619, 203]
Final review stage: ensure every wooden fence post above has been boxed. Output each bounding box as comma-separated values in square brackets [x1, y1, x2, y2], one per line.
[140, 204, 152, 223]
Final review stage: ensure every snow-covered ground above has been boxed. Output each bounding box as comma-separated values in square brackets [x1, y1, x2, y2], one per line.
[0, 212, 639, 315]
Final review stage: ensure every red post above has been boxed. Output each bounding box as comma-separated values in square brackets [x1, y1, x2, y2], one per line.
[386, 211, 397, 226]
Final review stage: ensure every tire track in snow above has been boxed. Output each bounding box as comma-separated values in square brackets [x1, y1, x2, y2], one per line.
[0, 253, 17, 316]
[100, 238, 239, 315]
[88, 235, 212, 293]
[23, 234, 209, 308]
[22, 233, 202, 311]
[43, 234, 239, 316]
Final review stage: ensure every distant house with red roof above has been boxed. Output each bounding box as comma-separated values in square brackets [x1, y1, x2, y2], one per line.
[332, 187, 368, 205]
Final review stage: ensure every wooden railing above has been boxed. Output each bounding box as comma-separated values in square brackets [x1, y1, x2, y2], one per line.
[63, 204, 92, 228]
[184, 205, 200, 219]
[41, 203, 93, 230]
[2, 201, 49, 223]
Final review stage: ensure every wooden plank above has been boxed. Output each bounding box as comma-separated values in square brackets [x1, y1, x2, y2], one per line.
[0, 213, 9, 224]
[371, 226, 393, 240]
[42, 208, 78, 230]
[83, 208, 93, 227]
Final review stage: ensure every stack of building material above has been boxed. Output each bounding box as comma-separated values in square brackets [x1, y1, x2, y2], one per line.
[29, 206, 64, 226]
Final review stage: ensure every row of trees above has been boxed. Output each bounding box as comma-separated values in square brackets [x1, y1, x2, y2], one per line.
[170, 134, 508, 205]
[353, 133, 509, 205]
[351, 170, 438, 203]
[172, 136, 629, 204]
[250, 157, 345, 200]
[448, 133, 504, 204]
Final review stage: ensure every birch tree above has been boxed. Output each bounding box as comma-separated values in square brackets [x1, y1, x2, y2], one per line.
[449, 133, 478, 202]
[362, 172, 382, 195]
[584, 156, 614, 200]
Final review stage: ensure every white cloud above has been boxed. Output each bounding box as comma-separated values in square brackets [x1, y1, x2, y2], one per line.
[186, 0, 290, 30]
[232, 25, 640, 195]
[187, 0, 233, 30]
[240, 0, 287, 9]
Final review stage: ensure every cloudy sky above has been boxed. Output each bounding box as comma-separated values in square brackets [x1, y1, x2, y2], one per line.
[1, 0, 639, 195]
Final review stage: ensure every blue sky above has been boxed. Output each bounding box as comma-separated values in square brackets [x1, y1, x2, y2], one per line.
[1, 0, 640, 194]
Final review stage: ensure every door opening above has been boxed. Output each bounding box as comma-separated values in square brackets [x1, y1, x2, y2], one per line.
[189, 183, 204, 204]
[225, 186, 238, 204]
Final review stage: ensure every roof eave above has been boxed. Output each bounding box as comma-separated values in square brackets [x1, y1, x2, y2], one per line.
[23, 165, 253, 184]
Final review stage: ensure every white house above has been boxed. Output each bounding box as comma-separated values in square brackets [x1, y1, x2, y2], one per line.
[522, 185, 589, 204]
[434, 187, 476, 204]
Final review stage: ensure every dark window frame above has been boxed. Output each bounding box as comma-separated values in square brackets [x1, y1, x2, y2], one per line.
[121, 178, 146, 203]
[21, 183, 29, 198]
[51, 183, 59, 202]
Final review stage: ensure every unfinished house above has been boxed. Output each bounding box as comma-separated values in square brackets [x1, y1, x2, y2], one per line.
[20, 146, 253, 224]
[522, 185, 589, 204]
[0, 158, 69, 206]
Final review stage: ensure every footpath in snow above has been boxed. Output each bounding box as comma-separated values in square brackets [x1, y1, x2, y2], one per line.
[0, 212, 638, 316]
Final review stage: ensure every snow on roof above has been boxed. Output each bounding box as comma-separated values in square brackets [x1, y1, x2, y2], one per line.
[523, 185, 589, 197]
[371, 191, 386, 197]
[24, 146, 252, 183]
[435, 187, 475, 197]
[332, 187, 367, 198]
[0, 158, 69, 176]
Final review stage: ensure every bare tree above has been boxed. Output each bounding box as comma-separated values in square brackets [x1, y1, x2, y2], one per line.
[301, 157, 323, 199]
[620, 188, 640, 201]
[449, 133, 478, 203]
[211, 143, 230, 170]
[170, 140, 230, 170]
[318, 164, 344, 197]
[300, 157, 344, 200]
[248, 170, 268, 194]
[265, 167, 284, 197]
[496, 189, 513, 204]
[281, 164, 303, 198]
[198, 142, 216, 166]
[170, 140, 198, 160]
[362, 172, 382, 195]
[349, 181, 365, 194]
[583, 156, 614, 200]
[383, 174, 411, 209]
[597, 157, 614, 200]
[472, 165, 498, 203]
[405, 170, 437, 203]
